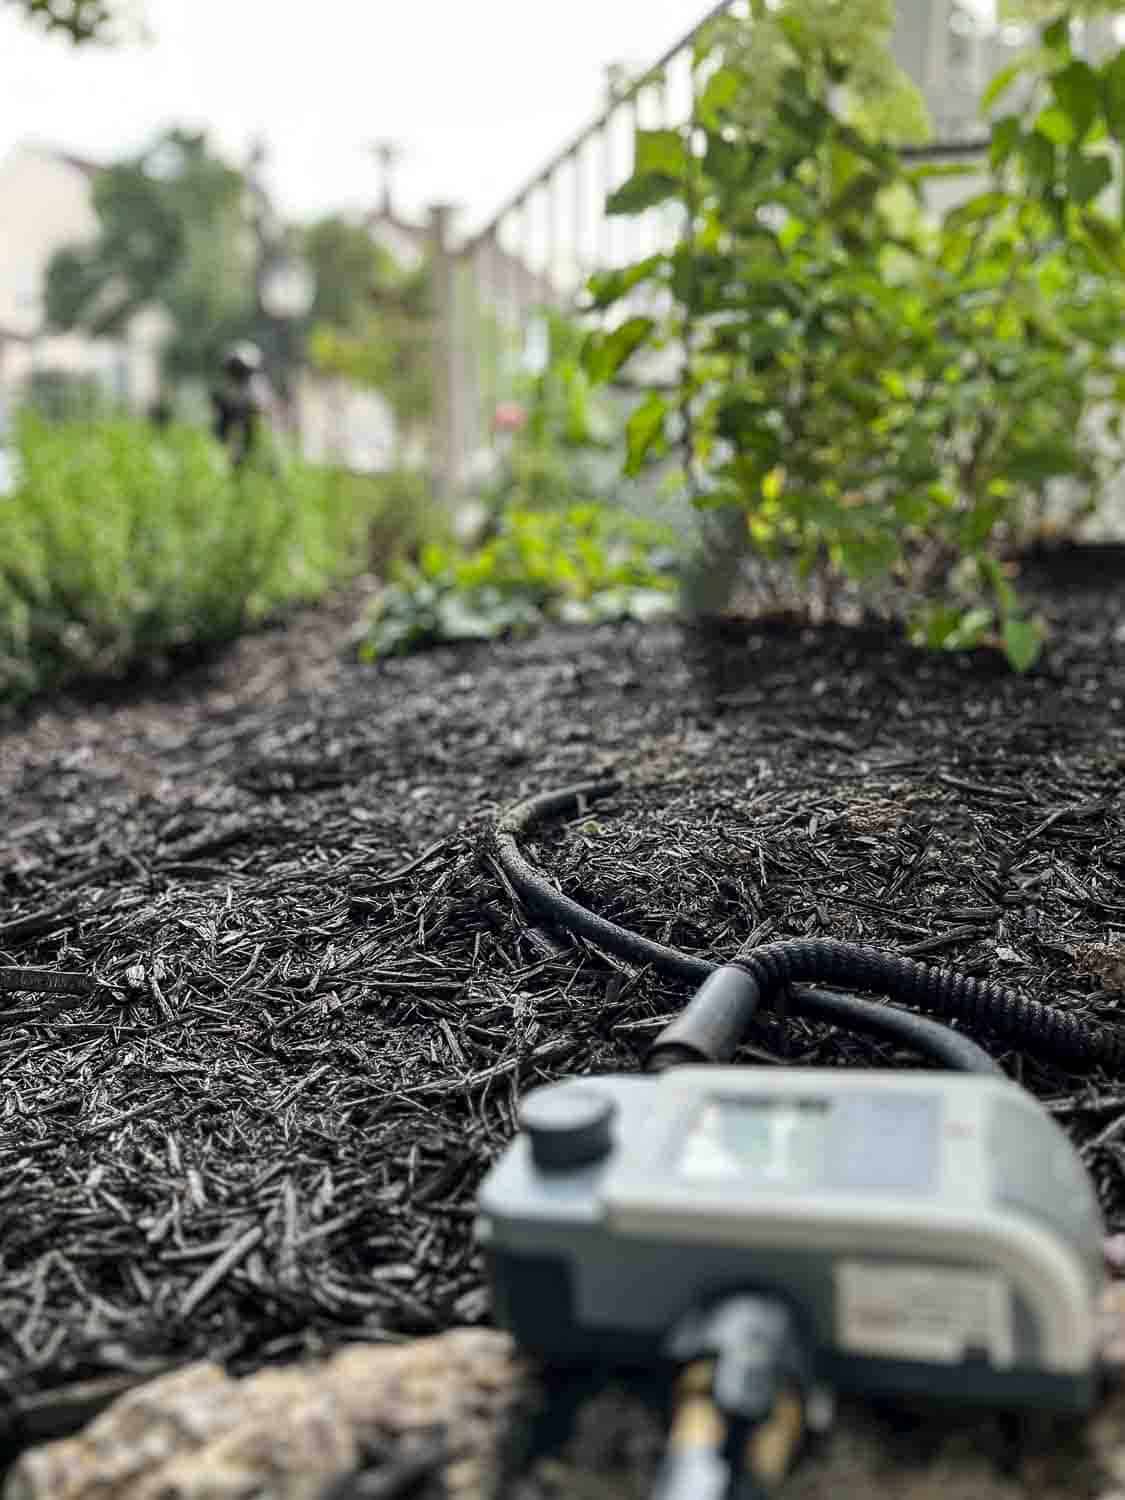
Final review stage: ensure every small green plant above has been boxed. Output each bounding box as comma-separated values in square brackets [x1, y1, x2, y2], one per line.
[0, 414, 432, 700]
[360, 503, 678, 658]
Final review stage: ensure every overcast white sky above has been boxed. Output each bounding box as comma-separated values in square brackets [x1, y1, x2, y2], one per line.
[0, 0, 713, 234]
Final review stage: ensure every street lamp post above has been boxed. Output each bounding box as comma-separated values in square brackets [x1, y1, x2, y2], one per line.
[260, 256, 317, 324]
[246, 140, 316, 445]
[259, 247, 316, 445]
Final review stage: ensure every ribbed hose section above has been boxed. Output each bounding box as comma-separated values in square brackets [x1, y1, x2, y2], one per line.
[730, 940, 1125, 1072]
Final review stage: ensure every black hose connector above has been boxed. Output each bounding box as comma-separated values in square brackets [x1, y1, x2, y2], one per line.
[654, 1295, 810, 1500]
[647, 964, 763, 1071]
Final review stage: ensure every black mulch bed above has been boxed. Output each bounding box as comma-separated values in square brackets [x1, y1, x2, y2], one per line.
[1, 546, 1125, 1446]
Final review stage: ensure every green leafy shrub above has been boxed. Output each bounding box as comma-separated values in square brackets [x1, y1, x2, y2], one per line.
[360, 503, 678, 658]
[0, 414, 432, 699]
[352, 467, 445, 569]
[579, 0, 1125, 671]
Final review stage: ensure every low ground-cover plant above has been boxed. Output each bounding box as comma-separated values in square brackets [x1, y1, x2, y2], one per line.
[360, 503, 678, 657]
[578, 0, 1125, 672]
[0, 414, 432, 699]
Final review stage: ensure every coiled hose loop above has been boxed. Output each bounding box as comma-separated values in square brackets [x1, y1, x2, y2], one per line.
[491, 779, 1125, 1075]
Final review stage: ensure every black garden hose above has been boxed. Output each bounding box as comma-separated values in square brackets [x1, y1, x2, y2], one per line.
[773, 983, 1001, 1076]
[492, 779, 1125, 1076]
[0, 966, 99, 997]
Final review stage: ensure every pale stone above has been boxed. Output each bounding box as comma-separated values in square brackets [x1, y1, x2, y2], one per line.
[3, 1332, 522, 1500]
[4, 1363, 239, 1500]
[128, 1386, 355, 1500]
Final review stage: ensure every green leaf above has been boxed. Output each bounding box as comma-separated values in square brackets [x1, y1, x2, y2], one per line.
[1020, 129, 1057, 188]
[1036, 105, 1076, 147]
[606, 172, 679, 216]
[978, 554, 1017, 615]
[826, 171, 884, 222]
[1066, 150, 1113, 206]
[1103, 50, 1125, 141]
[835, 530, 899, 581]
[982, 59, 1027, 113]
[715, 397, 780, 463]
[633, 128, 689, 181]
[1051, 60, 1100, 142]
[583, 255, 662, 311]
[905, 163, 978, 195]
[990, 115, 1022, 168]
[1079, 209, 1125, 272]
[946, 606, 993, 650]
[944, 190, 1010, 231]
[892, 492, 931, 526]
[436, 593, 509, 642]
[761, 466, 784, 503]
[582, 316, 655, 384]
[624, 393, 668, 476]
[918, 604, 963, 649]
[1002, 616, 1043, 673]
[702, 132, 745, 191]
[696, 66, 742, 128]
[1042, 16, 1071, 54]
[776, 11, 809, 52]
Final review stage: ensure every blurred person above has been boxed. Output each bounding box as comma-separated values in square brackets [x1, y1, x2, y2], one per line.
[211, 342, 275, 467]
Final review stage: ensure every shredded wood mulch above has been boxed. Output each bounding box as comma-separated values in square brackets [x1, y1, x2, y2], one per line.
[0, 546, 1124, 1461]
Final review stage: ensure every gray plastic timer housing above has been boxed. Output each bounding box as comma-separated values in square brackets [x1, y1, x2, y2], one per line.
[476, 1067, 1105, 1412]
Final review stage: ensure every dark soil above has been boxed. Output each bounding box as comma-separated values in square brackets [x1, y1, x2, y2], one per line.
[1, 547, 1125, 1458]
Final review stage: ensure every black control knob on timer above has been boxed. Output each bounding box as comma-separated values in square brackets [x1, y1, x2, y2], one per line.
[521, 1083, 616, 1170]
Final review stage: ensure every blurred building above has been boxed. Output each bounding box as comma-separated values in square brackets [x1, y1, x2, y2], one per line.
[364, 165, 428, 269]
[892, 2, 1121, 144]
[0, 141, 166, 427]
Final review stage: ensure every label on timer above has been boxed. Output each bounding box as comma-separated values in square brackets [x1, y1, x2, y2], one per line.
[836, 1262, 1015, 1366]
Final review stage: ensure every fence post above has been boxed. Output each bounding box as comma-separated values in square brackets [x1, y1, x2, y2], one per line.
[428, 202, 460, 507]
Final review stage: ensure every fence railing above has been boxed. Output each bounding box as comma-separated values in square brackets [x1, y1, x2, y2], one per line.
[427, 3, 1001, 504]
[426, 0, 747, 502]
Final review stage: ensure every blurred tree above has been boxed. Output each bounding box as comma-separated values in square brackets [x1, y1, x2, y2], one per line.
[45, 130, 433, 421]
[707, 0, 932, 145]
[7, 0, 119, 40]
[306, 218, 433, 459]
[45, 129, 258, 386]
[302, 216, 397, 332]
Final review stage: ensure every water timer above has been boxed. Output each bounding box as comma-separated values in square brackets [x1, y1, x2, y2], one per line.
[477, 1067, 1105, 1412]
